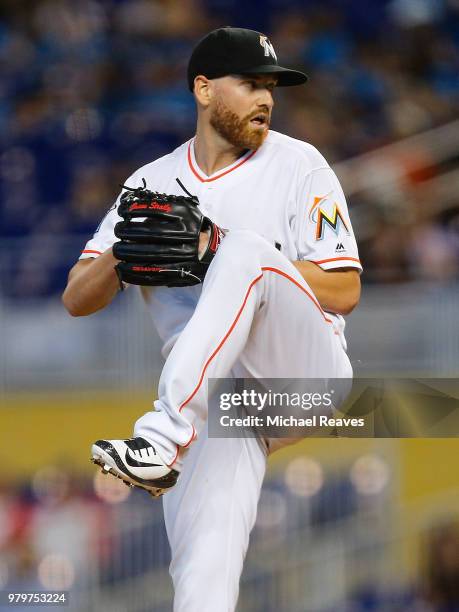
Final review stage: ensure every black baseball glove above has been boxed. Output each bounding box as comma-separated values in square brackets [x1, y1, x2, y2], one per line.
[113, 179, 224, 288]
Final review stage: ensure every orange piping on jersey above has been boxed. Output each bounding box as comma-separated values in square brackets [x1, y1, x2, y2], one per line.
[82, 249, 102, 255]
[187, 141, 257, 183]
[312, 256, 361, 265]
[167, 267, 335, 466]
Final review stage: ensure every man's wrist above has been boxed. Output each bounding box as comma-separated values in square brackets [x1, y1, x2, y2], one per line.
[198, 229, 211, 258]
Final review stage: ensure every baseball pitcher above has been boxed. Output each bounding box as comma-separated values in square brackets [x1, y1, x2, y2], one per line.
[63, 27, 362, 611]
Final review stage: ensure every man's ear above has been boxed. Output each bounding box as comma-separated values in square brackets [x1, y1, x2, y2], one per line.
[194, 75, 212, 107]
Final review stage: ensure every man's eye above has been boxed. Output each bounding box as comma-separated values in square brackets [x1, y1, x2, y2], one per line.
[242, 80, 275, 91]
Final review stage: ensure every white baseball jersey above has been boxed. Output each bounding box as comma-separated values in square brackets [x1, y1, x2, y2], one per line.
[83, 129, 362, 612]
[81, 130, 362, 352]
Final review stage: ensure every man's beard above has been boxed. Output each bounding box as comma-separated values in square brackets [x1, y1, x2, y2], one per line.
[209, 98, 269, 150]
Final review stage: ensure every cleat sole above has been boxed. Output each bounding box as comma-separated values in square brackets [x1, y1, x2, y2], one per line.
[91, 454, 167, 498]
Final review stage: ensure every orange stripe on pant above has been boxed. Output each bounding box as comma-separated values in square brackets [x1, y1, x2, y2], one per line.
[167, 266, 333, 467]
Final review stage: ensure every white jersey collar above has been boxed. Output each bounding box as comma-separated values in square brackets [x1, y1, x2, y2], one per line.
[187, 138, 257, 183]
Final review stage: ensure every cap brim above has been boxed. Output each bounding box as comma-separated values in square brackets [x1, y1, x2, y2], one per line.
[238, 65, 308, 86]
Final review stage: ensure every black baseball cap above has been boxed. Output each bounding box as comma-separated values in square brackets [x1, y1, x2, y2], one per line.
[187, 27, 308, 91]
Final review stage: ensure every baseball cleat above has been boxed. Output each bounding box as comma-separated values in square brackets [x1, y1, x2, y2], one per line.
[91, 437, 179, 498]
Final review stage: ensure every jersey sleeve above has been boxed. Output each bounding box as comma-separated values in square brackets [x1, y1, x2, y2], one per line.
[294, 167, 362, 272]
[79, 172, 142, 260]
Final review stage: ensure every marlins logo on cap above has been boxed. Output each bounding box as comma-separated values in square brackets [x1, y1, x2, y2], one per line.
[259, 35, 277, 60]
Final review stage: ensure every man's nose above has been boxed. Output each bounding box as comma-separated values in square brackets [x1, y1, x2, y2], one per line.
[258, 90, 274, 111]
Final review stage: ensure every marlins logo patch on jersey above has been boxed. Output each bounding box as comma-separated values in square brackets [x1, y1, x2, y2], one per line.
[309, 194, 350, 241]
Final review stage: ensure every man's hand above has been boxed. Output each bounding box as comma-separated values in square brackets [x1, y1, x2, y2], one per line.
[199, 229, 212, 258]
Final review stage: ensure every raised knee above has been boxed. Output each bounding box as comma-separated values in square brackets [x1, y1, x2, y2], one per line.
[224, 229, 266, 248]
[217, 230, 271, 266]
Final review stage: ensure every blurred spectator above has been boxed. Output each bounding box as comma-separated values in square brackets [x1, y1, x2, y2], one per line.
[423, 522, 459, 611]
[0, 0, 458, 298]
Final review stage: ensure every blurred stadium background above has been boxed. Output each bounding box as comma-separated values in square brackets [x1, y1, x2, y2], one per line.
[1, 0, 458, 610]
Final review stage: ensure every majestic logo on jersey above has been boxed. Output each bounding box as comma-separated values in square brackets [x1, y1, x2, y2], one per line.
[309, 195, 350, 241]
[259, 35, 277, 60]
[335, 242, 346, 253]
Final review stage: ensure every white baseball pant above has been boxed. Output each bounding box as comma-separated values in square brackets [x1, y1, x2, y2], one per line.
[134, 229, 352, 611]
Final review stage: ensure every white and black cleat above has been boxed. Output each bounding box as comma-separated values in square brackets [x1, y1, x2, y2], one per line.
[91, 437, 178, 498]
